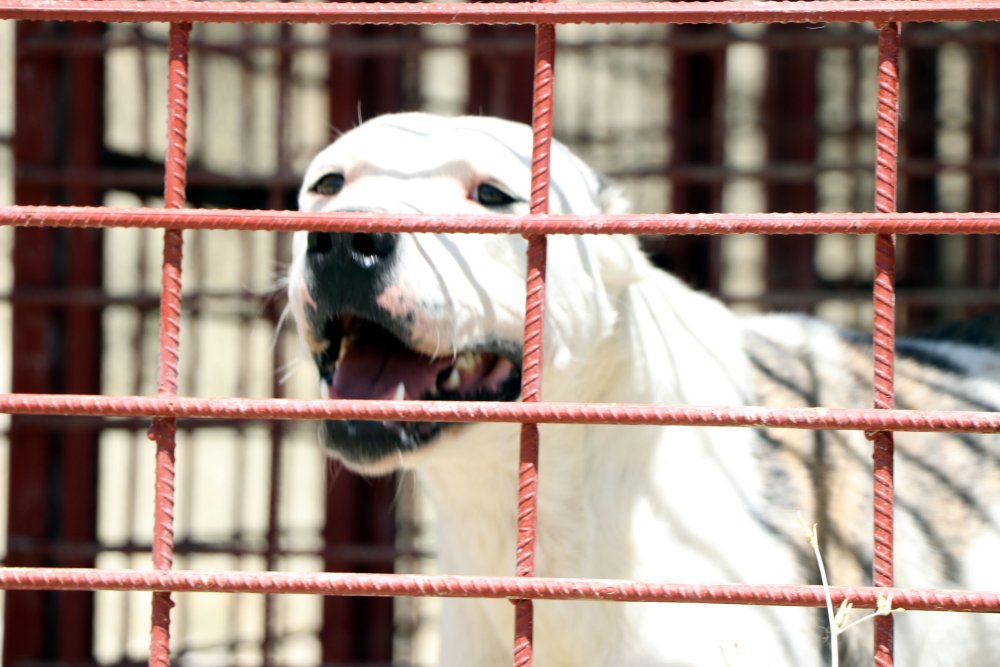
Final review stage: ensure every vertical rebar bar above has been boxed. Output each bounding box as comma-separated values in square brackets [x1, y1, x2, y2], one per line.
[148, 20, 191, 667]
[872, 21, 900, 667]
[514, 17, 555, 667]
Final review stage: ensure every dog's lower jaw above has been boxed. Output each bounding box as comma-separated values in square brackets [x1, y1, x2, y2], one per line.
[318, 418, 437, 473]
[320, 420, 485, 475]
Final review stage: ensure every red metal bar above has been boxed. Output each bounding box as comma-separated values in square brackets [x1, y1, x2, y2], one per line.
[871, 22, 900, 667]
[967, 39, 1000, 304]
[10, 206, 1000, 235]
[514, 18, 556, 667]
[2, 1, 1000, 25]
[4, 7, 1000, 666]
[322, 474, 396, 661]
[764, 24, 819, 312]
[4, 393, 1000, 433]
[6, 19, 105, 662]
[663, 22, 726, 291]
[0, 568, 998, 613]
[467, 24, 534, 122]
[975, 46, 1000, 209]
[262, 29, 293, 661]
[897, 34, 941, 331]
[327, 23, 414, 133]
[146, 20, 191, 667]
[1, 537, 413, 563]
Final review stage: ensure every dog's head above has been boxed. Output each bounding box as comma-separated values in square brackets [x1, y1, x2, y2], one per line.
[288, 112, 636, 472]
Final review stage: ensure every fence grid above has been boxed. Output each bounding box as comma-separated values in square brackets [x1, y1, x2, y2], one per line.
[3, 2, 1000, 666]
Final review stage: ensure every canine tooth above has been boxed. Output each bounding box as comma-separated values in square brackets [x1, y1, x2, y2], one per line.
[454, 351, 481, 372]
[320, 380, 330, 399]
[443, 368, 461, 391]
[392, 382, 406, 401]
[338, 335, 352, 363]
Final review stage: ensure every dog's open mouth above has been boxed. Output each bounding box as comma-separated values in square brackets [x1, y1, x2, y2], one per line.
[319, 315, 519, 402]
[313, 314, 522, 465]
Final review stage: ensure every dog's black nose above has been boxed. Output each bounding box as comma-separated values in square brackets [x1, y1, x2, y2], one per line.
[305, 227, 399, 316]
[307, 231, 397, 269]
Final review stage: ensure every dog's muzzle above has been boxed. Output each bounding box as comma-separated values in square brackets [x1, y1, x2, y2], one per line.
[301, 225, 522, 470]
[305, 228, 398, 312]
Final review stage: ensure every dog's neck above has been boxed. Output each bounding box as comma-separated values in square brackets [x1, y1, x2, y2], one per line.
[414, 422, 521, 576]
[409, 267, 788, 664]
[413, 265, 759, 579]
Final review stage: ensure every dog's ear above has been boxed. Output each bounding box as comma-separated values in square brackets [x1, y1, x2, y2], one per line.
[595, 173, 631, 214]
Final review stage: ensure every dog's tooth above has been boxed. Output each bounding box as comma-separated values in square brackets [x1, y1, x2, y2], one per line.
[455, 351, 481, 372]
[320, 379, 330, 399]
[338, 335, 352, 363]
[443, 367, 461, 391]
[392, 382, 406, 401]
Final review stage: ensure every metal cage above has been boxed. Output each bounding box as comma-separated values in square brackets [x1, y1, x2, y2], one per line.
[2, 2, 1000, 666]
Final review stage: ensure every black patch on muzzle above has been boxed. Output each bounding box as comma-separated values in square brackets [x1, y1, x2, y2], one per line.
[321, 418, 444, 467]
[305, 230, 398, 315]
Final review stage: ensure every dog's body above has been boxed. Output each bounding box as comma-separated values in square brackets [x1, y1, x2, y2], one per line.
[289, 113, 1000, 665]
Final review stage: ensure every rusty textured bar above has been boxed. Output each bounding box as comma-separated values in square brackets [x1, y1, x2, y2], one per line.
[4, 393, 1000, 433]
[6, 19, 105, 660]
[514, 18, 556, 667]
[2, 1, 1000, 25]
[10, 206, 1000, 235]
[871, 22, 900, 667]
[0, 5, 1000, 665]
[147, 20, 191, 667]
[0, 567, 999, 613]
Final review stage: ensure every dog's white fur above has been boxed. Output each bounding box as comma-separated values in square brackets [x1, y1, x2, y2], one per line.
[289, 113, 1000, 665]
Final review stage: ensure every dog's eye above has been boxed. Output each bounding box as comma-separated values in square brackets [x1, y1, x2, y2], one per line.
[311, 173, 345, 196]
[475, 183, 517, 208]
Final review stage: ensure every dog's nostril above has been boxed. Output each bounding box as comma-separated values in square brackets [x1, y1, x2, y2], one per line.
[306, 231, 396, 271]
[307, 231, 333, 255]
[351, 233, 395, 261]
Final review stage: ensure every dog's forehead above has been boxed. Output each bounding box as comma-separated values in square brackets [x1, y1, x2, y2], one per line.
[314, 115, 533, 178]
[302, 113, 610, 213]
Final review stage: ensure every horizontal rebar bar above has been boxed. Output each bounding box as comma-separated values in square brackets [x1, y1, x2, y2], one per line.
[0, 567, 998, 613]
[6, 206, 1000, 235]
[1, 394, 1000, 433]
[2, 1, 1000, 25]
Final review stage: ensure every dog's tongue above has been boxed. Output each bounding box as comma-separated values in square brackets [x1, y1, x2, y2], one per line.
[330, 338, 453, 400]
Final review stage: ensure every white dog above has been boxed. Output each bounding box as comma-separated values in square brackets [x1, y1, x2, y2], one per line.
[288, 113, 1000, 666]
